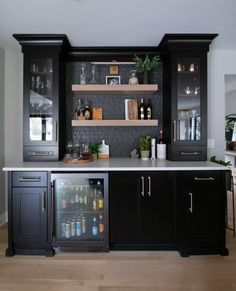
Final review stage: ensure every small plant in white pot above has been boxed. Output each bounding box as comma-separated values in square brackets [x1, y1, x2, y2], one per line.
[138, 136, 151, 160]
[89, 144, 100, 160]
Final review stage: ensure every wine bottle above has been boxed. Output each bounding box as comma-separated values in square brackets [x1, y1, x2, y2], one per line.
[138, 98, 145, 120]
[159, 130, 164, 144]
[146, 99, 152, 120]
[84, 101, 91, 120]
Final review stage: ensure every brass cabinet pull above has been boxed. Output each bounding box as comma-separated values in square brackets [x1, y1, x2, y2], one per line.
[41, 192, 46, 212]
[141, 176, 145, 197]
[189, 192, 193, 213]
[148, 176, 151, 197]
[194, 177, 215, 181]
[173, 120, 177, 142]
[19, 176, 41, 182]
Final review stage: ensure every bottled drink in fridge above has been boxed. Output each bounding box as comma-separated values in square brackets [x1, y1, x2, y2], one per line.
[99, 214, 104, 233]
[92, 216, 98, 236]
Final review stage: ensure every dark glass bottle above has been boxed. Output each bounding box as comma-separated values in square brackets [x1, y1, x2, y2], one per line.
[159, 130, 164, 144]
[146, 99, 152, 120]
[138, 98, 145, 120]
[84, 101, 91, 120]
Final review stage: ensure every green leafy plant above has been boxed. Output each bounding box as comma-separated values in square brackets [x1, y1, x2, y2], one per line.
[89, 143, 101, 154]
[133, 54, 160, 72]
[210, 155, 231, 166]
[138, 136, 151, 151]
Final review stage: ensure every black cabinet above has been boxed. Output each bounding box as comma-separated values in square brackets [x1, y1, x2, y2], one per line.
[161, 34, 217, 160]
[6, 171, 53, 256]
[177, 171, 229, 256]
[109, 171, 176, 248]
[13, 34, 69, 161]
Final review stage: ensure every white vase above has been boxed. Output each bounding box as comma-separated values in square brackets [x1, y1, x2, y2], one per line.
[140, 150, 150, 160]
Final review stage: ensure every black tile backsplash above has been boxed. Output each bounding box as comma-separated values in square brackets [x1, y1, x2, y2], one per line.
[66, 62, 163, 157]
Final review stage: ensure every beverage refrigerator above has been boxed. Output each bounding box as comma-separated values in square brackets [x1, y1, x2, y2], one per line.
[51, 173, 109, 252]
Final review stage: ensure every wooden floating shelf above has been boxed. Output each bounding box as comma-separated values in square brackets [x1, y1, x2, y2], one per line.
[71, 84, 158, 95]
[72, 119, 158, 127]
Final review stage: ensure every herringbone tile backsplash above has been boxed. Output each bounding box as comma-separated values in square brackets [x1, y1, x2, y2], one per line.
[66, 62, 162, 157]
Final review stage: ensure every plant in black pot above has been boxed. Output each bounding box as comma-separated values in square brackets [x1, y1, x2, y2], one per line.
[133, 54, 160, 84]
[138, 135, 151, 160]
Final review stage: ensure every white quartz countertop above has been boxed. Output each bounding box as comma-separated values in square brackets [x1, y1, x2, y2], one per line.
[2, 158, 229, 171]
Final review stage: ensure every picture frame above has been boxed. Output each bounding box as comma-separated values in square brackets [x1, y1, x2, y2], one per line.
[106, 75, 121, 85]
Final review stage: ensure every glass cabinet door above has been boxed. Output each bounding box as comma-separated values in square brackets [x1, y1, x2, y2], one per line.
[29, 57, 54, 142]
[176, 57, 201, 142]
[52, 174, 108, 243]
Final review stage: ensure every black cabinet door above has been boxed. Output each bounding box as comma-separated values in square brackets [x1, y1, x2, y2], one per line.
[183, 171, 222, 248]
[109, 171, 176, 245]
[144, 172, 176, 243]
[12, 187, 48, 246]
[109, 172, 143, 243]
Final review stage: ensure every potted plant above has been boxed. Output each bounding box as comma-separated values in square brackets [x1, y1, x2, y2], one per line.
[133, 54, 160, 84]
[138, 135, 151, 160]
[89, 143, 100, 160]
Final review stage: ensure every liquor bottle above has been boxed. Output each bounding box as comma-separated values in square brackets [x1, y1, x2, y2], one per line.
[92, 216, 98, 236]
[61, 192, 67, 209]
[146, 99, 152, 120]
[138, 98, 146, 120]
[159, 130, 164, 144]
[99, 214, 104, 233]
[84, 101, 91, 120]
[76, 99, 84, 120]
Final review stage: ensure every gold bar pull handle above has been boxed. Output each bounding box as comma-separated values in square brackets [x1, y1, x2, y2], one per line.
[189, 192, 193, 213]
[41, 192, 46, 212]
[141, 176, 145, 197]
[173, 120, 177, 142]
[194, 177, 215, 181]
[148, 176, 151, 197]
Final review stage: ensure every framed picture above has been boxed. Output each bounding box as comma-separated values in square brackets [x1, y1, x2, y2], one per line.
[106, 75, 121, 85]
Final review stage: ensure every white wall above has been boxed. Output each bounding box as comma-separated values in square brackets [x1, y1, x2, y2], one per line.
[208, 50, 236, 160]
[4, 50, 23, 163]
[0, 47, 5, 226]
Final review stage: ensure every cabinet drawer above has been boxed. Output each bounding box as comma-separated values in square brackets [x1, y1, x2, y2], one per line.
[170, 146, 207, 161]
[12, 172, 48, 187]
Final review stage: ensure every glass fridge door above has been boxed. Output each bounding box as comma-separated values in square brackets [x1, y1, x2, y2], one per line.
[29, 58, 53, 142]
[176, 58, 201, 142]
[53, 173, 108, 243]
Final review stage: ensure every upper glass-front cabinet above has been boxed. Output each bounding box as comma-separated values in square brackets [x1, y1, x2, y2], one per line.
[29, 57, 54, 142]
[176, 57, 201, 142]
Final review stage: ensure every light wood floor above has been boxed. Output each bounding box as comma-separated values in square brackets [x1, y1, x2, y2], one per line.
[0, 226, 235, 291]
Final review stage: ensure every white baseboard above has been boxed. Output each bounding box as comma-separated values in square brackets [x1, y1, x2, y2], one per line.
[0, 212, 7, 227]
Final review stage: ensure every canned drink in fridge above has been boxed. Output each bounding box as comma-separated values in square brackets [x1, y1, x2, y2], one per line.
[71, 220, 76, 237]
[76, 219, 81, 236]
[61, 222, 66, 238]
[81, 216, 86, 234]
[65, 222, 71, 238]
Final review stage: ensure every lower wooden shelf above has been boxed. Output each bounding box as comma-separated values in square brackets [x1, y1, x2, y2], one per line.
[72, 119, 158, 127]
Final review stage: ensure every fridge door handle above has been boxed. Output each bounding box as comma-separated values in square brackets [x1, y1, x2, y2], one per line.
[173, 120, 177, 142]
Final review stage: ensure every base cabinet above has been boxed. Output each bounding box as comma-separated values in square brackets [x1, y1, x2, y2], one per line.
[6, 172, 53, 256]
[177, 171, 229, 256]
[109, 171, 176, 248]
